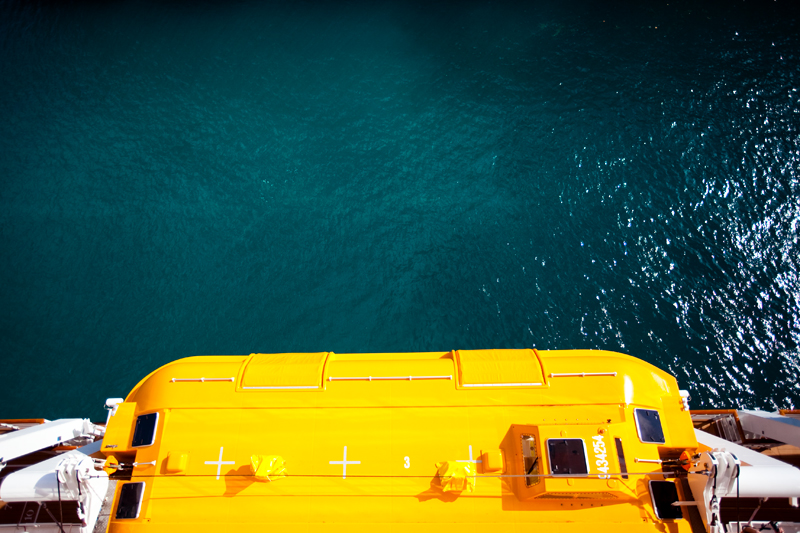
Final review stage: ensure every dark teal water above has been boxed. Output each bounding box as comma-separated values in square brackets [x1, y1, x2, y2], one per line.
[1, 0, 799, 420]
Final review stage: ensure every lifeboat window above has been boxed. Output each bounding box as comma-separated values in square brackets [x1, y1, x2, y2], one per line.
[614, 438, 629, 479]
[131, 413, 159, 447]
[634, 409, 665, 444]
[115, 482, 145, 519]
[649, 480, 683, 520]
[546, 439, 589, 476]
[521, 435, 540, 486]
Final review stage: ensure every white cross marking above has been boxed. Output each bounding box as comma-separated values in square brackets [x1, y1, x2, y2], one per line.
[456, 445, 483, 463]
[204, 446, 235, 480]
[329, 445, 361, 479]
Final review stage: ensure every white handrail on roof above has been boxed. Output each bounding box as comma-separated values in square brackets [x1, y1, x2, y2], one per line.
[171, 377, 235, 383]
[463, 382, 542, 387]
[549, 372, 617, 377]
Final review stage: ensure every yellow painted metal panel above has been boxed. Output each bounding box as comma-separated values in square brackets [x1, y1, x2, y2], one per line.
[101, 402, 137, 453]
[240, 352, 330, 388]
[455, 349, 544, 386]
[326, 357, 454, 380]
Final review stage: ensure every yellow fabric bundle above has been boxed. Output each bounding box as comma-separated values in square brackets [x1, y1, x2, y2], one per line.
[250, 455, 287, 482]
[435, 461, 475, 493]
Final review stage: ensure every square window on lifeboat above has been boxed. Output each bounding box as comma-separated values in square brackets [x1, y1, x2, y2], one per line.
[546, 439, 589, 476]
[634, 409, 666, 444]
[131, 413, 158, 447]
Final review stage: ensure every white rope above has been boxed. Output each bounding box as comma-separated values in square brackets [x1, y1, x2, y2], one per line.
[87, 470, 686, 479]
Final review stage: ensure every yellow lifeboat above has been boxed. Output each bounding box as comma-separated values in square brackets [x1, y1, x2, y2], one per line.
[99, 349, 701, 532]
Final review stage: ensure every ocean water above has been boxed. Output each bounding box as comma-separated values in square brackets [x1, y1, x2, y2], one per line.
[1, 0, 798, 420]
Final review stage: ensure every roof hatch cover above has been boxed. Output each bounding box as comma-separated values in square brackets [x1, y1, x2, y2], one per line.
[456, 349, 545, 387]
[240, 352, 329, 390]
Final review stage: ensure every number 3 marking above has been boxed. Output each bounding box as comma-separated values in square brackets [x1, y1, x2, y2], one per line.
[404, 456, 410, 469]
